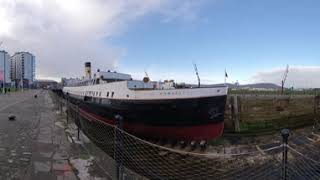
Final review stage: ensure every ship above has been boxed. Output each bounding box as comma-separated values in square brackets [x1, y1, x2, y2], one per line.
[61, 62, 228, 141]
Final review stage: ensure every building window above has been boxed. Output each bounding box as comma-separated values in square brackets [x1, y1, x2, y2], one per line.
[111, 92, 114, 97]
[107, 92, 109, 97]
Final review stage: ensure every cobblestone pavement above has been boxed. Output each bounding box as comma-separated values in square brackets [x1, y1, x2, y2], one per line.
[0, 90, 77, 180]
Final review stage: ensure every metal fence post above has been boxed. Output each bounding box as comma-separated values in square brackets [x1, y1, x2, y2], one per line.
[115, 114, 124, 180]
[60, 98, 63, 115]
[281, 129, 290, 180]
[77, 104, 80, 140]
[66, 97, 69, 124]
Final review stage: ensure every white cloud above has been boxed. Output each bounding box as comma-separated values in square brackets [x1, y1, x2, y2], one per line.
[251, 66, 320, 88]
[0, 0, 204, 80]
[160, 0, 206, 23]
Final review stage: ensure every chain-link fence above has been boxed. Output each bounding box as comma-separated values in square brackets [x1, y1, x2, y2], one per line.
[50, 91, 320, 180]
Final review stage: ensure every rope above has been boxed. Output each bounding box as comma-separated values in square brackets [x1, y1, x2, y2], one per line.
[288, 145, 320, 164]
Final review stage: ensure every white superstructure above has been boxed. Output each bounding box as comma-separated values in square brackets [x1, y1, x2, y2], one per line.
[64, 81, 228, 100]
[63, 70, 228, 100]
[98, 71, 132, 81]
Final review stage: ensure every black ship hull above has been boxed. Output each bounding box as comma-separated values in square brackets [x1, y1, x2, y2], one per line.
[65, 92, 227, 140]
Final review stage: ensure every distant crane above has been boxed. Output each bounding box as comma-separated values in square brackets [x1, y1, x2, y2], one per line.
[193, 63, 200, 88]
[281, 65, 289, 94]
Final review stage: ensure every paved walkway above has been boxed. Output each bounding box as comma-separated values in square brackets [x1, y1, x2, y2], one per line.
[0, 90, 77, 180]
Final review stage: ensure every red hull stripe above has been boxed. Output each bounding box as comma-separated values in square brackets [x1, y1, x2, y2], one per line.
[79, 108, 224, 140]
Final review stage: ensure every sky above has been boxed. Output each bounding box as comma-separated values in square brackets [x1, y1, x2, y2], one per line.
[0, 0, 319, 88]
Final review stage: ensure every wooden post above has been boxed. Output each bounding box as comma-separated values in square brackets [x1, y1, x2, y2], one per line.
[233, 95, 241, 132]
[314, 96, 319, 115]
[314, 96, 320, 128]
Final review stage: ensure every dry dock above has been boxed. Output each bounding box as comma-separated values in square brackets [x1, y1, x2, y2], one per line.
[2, 90, 320, 180]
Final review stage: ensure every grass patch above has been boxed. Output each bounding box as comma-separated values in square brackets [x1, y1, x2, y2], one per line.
[79, 153, 91, 160]
[208, 137, 227, 146]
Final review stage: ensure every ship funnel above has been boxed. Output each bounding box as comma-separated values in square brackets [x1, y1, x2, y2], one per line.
[85, 62, 92, 79]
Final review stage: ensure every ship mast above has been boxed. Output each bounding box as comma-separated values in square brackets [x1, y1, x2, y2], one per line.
[193, 63, 200, 88]
[281, 65, 289, 94]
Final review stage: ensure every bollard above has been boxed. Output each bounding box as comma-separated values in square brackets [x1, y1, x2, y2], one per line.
[281, 128, 290, 180]
[115, 114, 124, 180]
